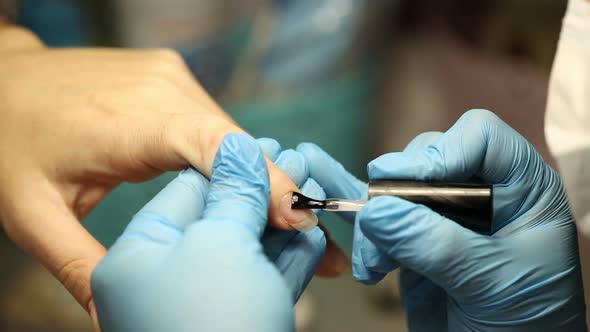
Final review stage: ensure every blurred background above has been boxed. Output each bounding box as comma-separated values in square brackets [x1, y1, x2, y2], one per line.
[0, 0, 566, 331]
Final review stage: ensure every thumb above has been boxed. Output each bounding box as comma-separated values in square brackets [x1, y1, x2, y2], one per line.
[201, 133, 271, 238]
[357, 196, 489, 291]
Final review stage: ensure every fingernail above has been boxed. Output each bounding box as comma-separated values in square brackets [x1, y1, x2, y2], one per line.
[280, 192, 318, 231]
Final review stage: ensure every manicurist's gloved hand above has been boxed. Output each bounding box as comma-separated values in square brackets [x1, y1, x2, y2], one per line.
[258, 138, 351, 278]
[300, 110, 587, 331]
[92, 133, 322, 331]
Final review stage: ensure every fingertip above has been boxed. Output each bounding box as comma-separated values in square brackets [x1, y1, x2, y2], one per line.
[404, 132, 443, 152]
[296, 142, 330, 166]
[366, 153, 405, 180]
[137, 168, 209, 229]
[353, 267, 386, 285]
[357, 196, 403, 224]
[204, 133, 271, 235]
[275, 149, 309, 187]
[357, 196, 428, 242]
[295, 142, 320, 154]
[367, 149, 445, 181]
[177, 168, 209, 191]
[360, 244, 399, 273]
[297, 142, 367, 200]
[300, 178, 326, 200]
[257, 137, 282, 161]
[308, 226, 327, 252]
[215, 133, 265, 170]
[289, 227, 327, 257]
[213, 133, 269, 189]
[460, 109, 498, 124]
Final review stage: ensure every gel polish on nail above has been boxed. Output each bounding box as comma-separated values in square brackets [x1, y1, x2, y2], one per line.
[280, 192, 318, 231]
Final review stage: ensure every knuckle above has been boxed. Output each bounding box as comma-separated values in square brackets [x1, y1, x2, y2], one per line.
[136, 73, 177, 95]
[145, 48, 186, 75]
[462, 109, 500, 126]
[56, 256, 95, 301]
[150, 48, 184, 65]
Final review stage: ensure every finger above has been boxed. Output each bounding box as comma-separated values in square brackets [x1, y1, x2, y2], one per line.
[257, 137, 282, 161]
[299, 179, 352, 277]
[136, 168, 208, 227]
[297, 143, 367, 222]
[109, 109, 311, 232]
[262, 177, 333, 273]
[368, 109, 519, 182]
[367, 109, 548, 230]
[262, 178, 326, 263]
[294, 144, 357, 276]
[274, 149, 310, 188]
[164, 115, 317, 232]
[296, 143, 367, 199]
[202, 133, 271, 237]
[401, 133, 448, 328]
[1, 180, 106, 312]
[263, 227, 327, 303]
[357, 196, 489, 291]
[296, 169, 352, 276]
[352, 131, 444, 282]
[116, 168, 209, 247]
[352, 218, 389, 284]
[404, 132, 443, 152]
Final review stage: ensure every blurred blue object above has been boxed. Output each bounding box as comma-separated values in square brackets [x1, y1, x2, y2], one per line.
[261, 0, 360, 87]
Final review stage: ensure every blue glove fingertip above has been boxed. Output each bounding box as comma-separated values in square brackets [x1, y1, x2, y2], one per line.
[352, 259, 387, 285]
[404, 132, 443, 152]
[304, 226, 328, 253]
[274, 227, 327, 302]
[203, 133, 270, 236]
[275, 149, 309, 187]
[297, 142, 367, 200]
[257, 137, 282, 161]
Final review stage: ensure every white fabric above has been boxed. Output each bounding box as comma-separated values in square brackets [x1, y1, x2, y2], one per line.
[546, 0, 590, 156]
[545, 0, 590, 324]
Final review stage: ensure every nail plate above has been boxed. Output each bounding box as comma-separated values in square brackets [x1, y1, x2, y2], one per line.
[280, 192, 318, 231]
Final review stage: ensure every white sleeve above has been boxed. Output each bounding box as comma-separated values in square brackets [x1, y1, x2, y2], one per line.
[545, 0, 590, 225]
[545, 0, 590, 324]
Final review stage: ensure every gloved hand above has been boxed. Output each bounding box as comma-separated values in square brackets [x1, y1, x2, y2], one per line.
[299, 110, 586, 331]
[258, 138, 352, 278]
[91, 133, 325, 332]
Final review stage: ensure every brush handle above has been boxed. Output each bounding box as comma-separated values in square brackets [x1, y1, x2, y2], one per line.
[369, 181, 493, 233]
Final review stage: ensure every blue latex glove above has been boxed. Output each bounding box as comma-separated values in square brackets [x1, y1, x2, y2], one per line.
[92, 133, 325, 332]
[261, 137, 352, 277]
[257, 137, 327, 300]
[300, 110, 587, 331]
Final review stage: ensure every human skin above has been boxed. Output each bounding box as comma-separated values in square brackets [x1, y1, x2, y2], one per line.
[0, 21, 349, 320]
